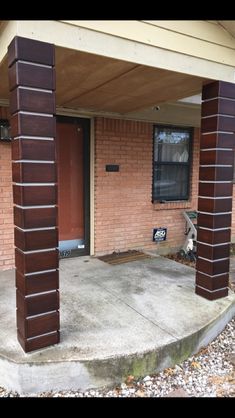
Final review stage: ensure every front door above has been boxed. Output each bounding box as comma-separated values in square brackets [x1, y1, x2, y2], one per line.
[56, 116, 90, 258]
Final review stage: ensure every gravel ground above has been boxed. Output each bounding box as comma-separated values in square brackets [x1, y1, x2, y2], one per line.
[0, 318, 234, 398]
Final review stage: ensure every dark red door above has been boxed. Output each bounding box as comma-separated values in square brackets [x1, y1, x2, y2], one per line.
[56, 117, 90, 257]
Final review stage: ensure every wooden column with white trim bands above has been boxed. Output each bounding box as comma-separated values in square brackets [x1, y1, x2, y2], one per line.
[8, 36, 59, 352]
[196, 80, 235, 300]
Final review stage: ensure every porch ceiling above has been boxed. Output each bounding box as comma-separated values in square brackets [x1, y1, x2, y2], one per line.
[0, 46, 208, 113]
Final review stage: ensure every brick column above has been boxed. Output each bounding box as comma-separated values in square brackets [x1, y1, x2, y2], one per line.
[196, 81, 235, 300]
[8, 37, 59, 352]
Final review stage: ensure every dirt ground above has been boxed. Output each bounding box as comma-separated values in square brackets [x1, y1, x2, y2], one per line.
[164, 244, 235, 292]
[165, 252, 195, 268]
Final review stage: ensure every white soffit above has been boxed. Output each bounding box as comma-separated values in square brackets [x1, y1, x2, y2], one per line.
[178, 94, 202, 105]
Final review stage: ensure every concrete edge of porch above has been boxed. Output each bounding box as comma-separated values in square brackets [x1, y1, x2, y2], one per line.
[0, 294, 234, 395]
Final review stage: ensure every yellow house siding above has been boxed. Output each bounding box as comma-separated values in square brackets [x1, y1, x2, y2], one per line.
[143, 20, 235, 49]
[0, 20, 18, 64]
[62, 20, 235, 67]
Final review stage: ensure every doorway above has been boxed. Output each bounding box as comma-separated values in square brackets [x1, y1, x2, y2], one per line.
[56, 116, 90, 258]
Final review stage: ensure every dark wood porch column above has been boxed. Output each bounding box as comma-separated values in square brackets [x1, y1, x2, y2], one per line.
[196, 81, 235, 300]
[8, 37, 59, 352]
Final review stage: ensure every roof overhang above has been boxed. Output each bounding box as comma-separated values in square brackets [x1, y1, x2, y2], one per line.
[0, 45, 206, 115]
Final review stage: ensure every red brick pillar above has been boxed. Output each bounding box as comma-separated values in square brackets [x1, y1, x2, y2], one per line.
[8, 37, 59, 352]
[196, 81, 235, 300]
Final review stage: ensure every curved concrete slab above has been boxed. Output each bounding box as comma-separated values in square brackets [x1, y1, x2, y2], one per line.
[0, 256, 234, 395]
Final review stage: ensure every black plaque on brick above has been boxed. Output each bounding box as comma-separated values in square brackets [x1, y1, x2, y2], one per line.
[106, 164, 119, 172]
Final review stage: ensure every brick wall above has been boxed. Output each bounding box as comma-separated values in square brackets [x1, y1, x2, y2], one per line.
[0, 107, 14, 270]
[94, 117, 200, 255]
[0, 112, 234, 270]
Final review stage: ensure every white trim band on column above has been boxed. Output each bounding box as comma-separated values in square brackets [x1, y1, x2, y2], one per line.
[26, 310, 58, 319]
[13, 160, 55, 164]
[18, 60, 52, 69]
[202, 114, 235, 119]
[198, 256, 229, 263]
[198, 196, 233, 200]
[199, 180, 232, 183]
[15, 226, 57, 232]
[198, 210, 232, 214]
[202, 131, 234, 135]
[197, 241, 230, 247]
[18, 111, 53, 117]
[13, 183, 56, 186]
[200, 148, 233, 151]
[196, 285, 228, 293]
[203, 96, 235, 103]
[14, 205, 56, 209]
[14, 136, 54, 141]
[198, 196, 232, 199]
[25, 269, 57, 276]
[27, 330, 58, 341]
[18, 248, 57, 255]
[200, 164, 233, 167]
[25, 290, 57, 299]
[197, 270, 228, 278]
[19, 86, 53, 94]
[198, 226, 231, 231]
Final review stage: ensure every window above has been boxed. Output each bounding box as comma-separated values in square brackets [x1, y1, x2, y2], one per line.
[153, 125, 192, 202]
[0, 119, 11, 142]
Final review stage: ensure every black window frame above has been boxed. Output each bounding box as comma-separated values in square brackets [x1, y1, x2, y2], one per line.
[152, 124, 193, 202]
[0, 119, 11, 142]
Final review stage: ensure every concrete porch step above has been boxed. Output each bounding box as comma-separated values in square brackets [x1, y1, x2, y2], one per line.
[0, 256, 234, 395]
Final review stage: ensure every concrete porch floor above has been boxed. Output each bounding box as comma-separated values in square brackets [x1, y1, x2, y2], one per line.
[0, 254, 234, 395]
